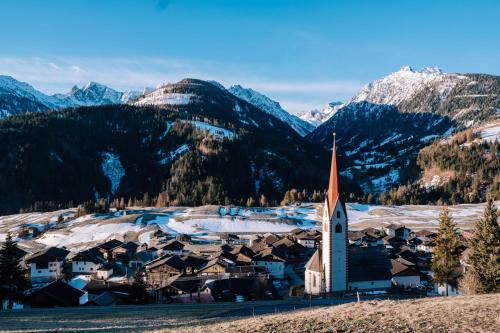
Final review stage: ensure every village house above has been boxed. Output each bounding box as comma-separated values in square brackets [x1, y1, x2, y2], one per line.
[96, 239, 125, 260]
[26, 247, 70, 284]
[145, 254, 203, 288]
[252, 247, 286, 279]
[129, 250, 157, 269]
[158, 239, 185, 255]
[390, 259, 421, 288]
[96, 265, 114, 280]
[384, 224, 411, 240]
[294, 229, 321, 248]
[27, 280, 87, 308]
[220, 233, 240, 245]
[271, 237, 305, 261]
[71, 248, 105, 274]
[198, 256, 234, 275]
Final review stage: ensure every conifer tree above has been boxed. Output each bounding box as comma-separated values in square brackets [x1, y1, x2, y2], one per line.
[467, 198, 500, 293]
[129, 268, 148, 304]
[119, 197, 126, 210]
[259, 194, 268, 207]
[142, 193, 151, 207]
[366, 193, 375, 204]
[0, 233, 28, 309]
[246, 197, 255, 207]
[431, 206, 461, 296]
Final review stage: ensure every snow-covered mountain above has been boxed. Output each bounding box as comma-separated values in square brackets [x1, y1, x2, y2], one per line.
[350, 66, 464, 106]
[0, 76, 141, 118]
[299, 102, 344, 127]
[0, 75, 64, 117]
[309, 66, 500, 194]
[228, 85, 314, 136]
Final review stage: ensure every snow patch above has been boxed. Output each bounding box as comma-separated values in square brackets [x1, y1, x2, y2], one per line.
[101, 153, 125, 195]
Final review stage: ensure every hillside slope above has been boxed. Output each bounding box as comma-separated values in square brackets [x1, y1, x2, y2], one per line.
[165, 294, 500, 333]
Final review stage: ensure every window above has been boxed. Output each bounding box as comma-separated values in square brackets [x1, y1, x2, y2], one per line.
[371, 281, 374, 286]
[313, 274, 317, 287]
[337, 211, 341, 218]
[335, 223, 342, 233]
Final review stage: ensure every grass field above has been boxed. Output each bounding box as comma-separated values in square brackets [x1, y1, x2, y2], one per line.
[0, 295, 498, 333]
[163, 294, 500, 333]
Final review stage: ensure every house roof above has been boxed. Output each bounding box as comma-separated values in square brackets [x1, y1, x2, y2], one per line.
[230, 245, 255, 258]
[249, 240, 269, 253]
[146, 255, 187, 271]
[97, 239, 124, 251]
[385, 224, 410, 232]
[29, 280, 84, 306]
[72, 247, 105, 262]
[262, 233, 281, 245]
[290, 228, 305, 235]
[161, 239, 185, 251]
[84, 279, 131, 294]
[27, 247, 70, 264]
[199, 256, 235, 271]
[391, 259, 419, 277]
[348, 247, 392, 282]
[253, 247, 286, 262]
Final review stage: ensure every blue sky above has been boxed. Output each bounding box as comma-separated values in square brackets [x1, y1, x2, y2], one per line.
[0, 0, 498, 113]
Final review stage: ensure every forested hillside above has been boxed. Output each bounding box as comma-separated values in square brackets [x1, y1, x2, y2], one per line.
[0, 79, 358, 214]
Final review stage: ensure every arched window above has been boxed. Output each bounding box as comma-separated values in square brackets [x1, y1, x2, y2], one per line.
[335, 223, 342, 233]
[337, 211, 341, 218]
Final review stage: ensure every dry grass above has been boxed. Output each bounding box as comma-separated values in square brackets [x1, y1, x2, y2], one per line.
[160, 294, 500, 333]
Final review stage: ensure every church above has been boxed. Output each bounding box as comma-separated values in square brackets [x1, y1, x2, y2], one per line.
[304, 134, 392, 295]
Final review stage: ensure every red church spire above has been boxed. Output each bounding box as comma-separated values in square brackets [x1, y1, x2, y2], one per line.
[327, 132, 340, 219]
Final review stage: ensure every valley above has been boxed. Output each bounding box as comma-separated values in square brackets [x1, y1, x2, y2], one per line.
[1, 201, 494, 255]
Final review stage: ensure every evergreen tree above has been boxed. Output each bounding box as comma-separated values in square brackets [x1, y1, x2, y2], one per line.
[311, 190, 321, 203]
[246, 197, 255, 207]
[129, 268, 148, 304]
[0, 233, 28, 309]
[431, 207, 461, 296]
[156, 192, 168, 208]
[259, 194, 268, 207]
[366, 193, 375, 204]
[142, 193, 151, 207]
[467, 198, 500, 293]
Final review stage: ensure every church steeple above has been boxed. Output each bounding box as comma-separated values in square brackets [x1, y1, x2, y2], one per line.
[327, 132, 340, 219]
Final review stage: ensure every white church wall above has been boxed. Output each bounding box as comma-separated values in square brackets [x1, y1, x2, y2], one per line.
[305, 270, 322, 295]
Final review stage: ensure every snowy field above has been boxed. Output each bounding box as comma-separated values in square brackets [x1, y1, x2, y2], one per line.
[0, 201, 495, 253]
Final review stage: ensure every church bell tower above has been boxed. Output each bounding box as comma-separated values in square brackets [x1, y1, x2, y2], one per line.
[321, 133, 348, 293]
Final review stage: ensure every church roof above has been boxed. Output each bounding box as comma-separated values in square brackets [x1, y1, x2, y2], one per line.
[304, 249, 322, 272]
[326, 134, 346, 219]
